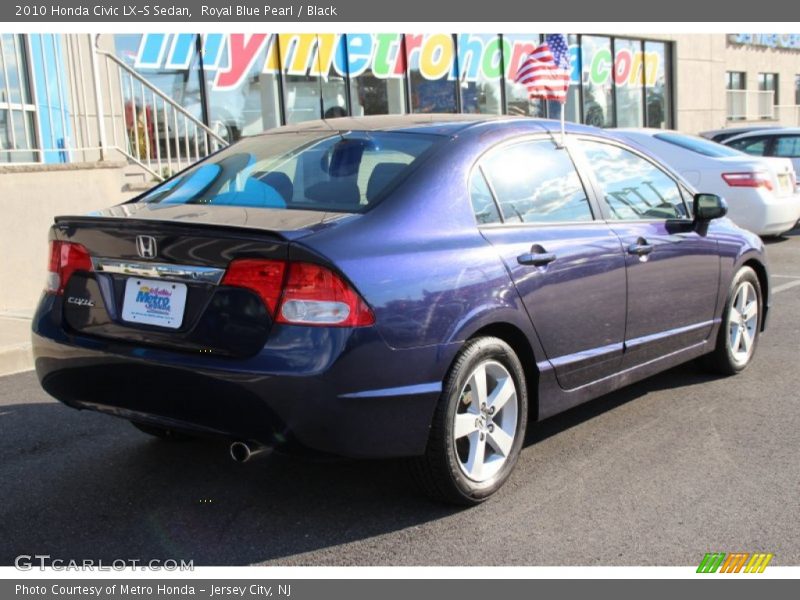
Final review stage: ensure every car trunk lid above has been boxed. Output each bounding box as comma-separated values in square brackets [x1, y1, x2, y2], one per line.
[51, 208, 352, 357]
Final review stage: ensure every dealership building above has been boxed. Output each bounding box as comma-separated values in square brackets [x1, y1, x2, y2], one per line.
[1, 31, 799, 310]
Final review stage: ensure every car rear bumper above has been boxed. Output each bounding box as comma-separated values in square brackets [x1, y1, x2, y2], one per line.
[753, 192, 800, 236]
[32, 295, 456, 458]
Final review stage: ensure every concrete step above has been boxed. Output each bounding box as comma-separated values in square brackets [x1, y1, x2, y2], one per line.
[0, 313, 34, 376]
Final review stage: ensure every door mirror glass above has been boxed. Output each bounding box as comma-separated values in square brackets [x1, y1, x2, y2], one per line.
[694, 193, 728, 221]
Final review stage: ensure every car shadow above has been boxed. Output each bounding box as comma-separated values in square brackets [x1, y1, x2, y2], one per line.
[525, 361, 717, 446]
[0, 362, 718, 566]
[763, 226, 799, 243]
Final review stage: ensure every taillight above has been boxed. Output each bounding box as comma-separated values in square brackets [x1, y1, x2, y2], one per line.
[221, 259, 374, 327]
[46, 241, 92, 294]
[722, 171, 773, 191]
[221, 259, 286, 315]
[276, 262, 375, 327]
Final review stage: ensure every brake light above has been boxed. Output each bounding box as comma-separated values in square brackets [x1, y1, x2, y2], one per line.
[221, 259, 286, 315]
[277, 262, 375, 327]
[722, 171, 773, 191]
[221, 259, 374, 327]
[46, 241, 93, 294]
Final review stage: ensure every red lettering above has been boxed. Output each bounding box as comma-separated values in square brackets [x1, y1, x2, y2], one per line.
[508, 41, 536, 80]
[398, 34, 424, 75]
[614, 49, 632, 85]
[215, 33, 269, 89]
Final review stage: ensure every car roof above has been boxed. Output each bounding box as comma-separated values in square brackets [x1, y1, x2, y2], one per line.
[700, 125, 780, 137]
[725, 127, 800, 142]
[256, 113, 602, 137]
[614, 128, 677, 137]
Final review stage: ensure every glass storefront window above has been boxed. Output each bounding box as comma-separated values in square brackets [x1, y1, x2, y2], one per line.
[114, 34, 205, 158]
[503, 34, 545, 117]
[348, 34, 406, 116]
[614, 38, 644, 128]
[206, 34, 280, 139]
[457, 34, 502, 114]
[111, 33, 674, 140]
[279, 34, 348, 125]
[581, 36, 615, 128]
[406, 34, 458, 113]
[560, 34, 581, 123]
[0, 34, 37, 163]
[645, 41, 670, 128]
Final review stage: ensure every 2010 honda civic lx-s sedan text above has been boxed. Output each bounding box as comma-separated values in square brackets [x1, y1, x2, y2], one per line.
[32, 115, 770, 505]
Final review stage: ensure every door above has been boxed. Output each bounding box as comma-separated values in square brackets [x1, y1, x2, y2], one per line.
[475, 138, 628, 390]
[577, 139, 721, 367]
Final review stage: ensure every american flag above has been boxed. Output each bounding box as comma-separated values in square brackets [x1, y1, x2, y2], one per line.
[514, 34, 571, 103]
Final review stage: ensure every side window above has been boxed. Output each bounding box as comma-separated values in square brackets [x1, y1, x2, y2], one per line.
[480, 140, 594, 223]
[773, 136, 800, 158]
[580, 141, 689, 220]
[469, 169, 502, 225]
[727, 136, 769, 156]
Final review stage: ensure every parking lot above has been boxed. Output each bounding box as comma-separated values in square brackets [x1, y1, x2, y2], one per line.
[1, 229, 799, 567]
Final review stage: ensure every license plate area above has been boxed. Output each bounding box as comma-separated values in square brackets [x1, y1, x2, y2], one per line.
[121, 277, 187, 329]
[777, 173, 792, 195]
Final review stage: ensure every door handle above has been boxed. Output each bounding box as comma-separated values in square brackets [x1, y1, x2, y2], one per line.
[627, 240, 654, 256]
[517, 251, 557, 266]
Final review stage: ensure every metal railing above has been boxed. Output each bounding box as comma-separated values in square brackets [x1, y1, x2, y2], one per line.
[95, 47, 228, 180]
[726, 89, 776, 121]
[0, 34, 228, 180]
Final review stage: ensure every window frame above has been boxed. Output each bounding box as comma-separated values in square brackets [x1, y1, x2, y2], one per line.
[570, 135, 693, 223]
[467, 133, 601, 228]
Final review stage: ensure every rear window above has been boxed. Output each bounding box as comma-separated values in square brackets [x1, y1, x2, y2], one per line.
[654, 132, 744, 158]
[138, 131, 442, 213]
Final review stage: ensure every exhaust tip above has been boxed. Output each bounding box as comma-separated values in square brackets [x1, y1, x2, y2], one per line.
[229, 441, 270, 463]
[230, 441, 253, 463]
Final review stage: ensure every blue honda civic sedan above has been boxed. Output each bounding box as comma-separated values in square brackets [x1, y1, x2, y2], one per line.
[32, 115, 769, 504]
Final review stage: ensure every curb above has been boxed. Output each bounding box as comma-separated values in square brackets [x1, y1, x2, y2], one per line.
[0, 342, 34, 377]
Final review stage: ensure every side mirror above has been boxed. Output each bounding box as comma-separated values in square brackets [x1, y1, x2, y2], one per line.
[694, 193, 728, 221]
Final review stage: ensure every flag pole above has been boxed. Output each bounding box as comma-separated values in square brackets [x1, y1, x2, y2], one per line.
[560, 101, 566, 148]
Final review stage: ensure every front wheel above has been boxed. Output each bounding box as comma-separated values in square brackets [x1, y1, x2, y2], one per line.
[410, 337, 528, 505]
[704, 266, 762, 375]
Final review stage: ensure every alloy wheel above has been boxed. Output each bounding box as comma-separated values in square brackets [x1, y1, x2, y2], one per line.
[727, 280, 758, 365]
[453, 360, 519, 483]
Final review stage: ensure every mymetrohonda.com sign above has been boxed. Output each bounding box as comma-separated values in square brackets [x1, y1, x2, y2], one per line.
[133, 32, 663, 90]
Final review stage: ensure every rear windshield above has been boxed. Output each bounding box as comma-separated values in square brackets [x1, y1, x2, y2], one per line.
[138, 131, 442, 212]
[654, 132, 744, 158]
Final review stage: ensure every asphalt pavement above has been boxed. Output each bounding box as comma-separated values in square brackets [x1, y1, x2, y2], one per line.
[1, 230, 799, 566]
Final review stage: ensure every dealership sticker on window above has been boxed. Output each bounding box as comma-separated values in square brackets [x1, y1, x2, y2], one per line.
[122, 278, 187, 329]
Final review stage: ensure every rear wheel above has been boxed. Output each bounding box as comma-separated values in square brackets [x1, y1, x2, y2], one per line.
[130, 421, 192, 441]
[410, 337, 528, 505]
[704, 266, 762, 375]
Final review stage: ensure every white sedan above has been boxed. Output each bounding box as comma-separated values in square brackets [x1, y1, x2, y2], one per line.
[613, 129, 800, 236]
[722, 127, 800, 176]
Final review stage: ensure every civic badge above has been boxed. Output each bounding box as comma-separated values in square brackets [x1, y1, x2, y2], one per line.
[136, 235, 157, 259]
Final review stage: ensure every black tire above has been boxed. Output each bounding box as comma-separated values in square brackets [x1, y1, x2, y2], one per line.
[130, 421, 193, 441]
[703, 266, 762, 376]
[410, 337, 529, 505]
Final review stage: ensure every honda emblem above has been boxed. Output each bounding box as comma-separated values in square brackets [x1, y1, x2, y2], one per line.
[135, 235, 157, 259]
